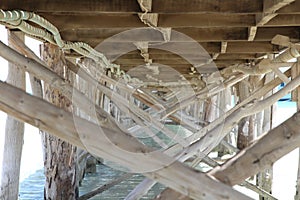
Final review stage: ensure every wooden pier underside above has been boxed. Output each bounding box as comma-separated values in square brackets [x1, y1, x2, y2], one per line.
[1, 1, 300, 199]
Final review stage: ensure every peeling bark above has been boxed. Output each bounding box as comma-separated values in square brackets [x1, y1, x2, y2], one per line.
[41, 43, 78, 200]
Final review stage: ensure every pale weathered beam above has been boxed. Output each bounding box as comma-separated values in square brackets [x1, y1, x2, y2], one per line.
[0, 81, 252, 200]
[209, 111, 300, 186]
[0, 40, 120, 133]
[221, 41, 228, 53]
[137, 0, 152, 12]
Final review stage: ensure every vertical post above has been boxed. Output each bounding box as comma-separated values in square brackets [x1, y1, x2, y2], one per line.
[0, 30, 25, 200]
[41, 43, 78, 199]
[295, 58, 300, 200]
[237, 79, 253, 150]
[256, 62, 275, 200]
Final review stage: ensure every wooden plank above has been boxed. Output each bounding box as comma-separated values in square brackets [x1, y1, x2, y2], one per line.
[152, 0, 263, 13]
[70, 52, 259, 61]
[0, 0, 263, 13]
[58, 27, 300, 45]
[0, 0, 141, 13]
[1, 0, 298, 14]
[60, 27, 249, 43]
[265, 14, 300, 26]
[38, 13, 257, 29]
[255, 26, 300, 41]
[115, 58, 244, 66]
[96, 42, 279, 58]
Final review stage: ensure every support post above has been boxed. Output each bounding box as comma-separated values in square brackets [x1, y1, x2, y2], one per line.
[0, 30, 25, 200]
[40, 43, 78, 200]
[295, 58, 300, 200]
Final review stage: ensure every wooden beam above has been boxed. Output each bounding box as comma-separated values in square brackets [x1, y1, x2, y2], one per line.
[221, 41, 227, 54]
[248, 26, 258, 41]
[0, 81, 252, 200]
[26, 12, 300, 30]
[248, 0, 295, 41]
[138, 13, 158, 27]
[137, 0, 152, 12]
[96, 42, 279, 58]
[209, 111, 300, 186]
[59, 26, 300, 44]
[0, 0, 263, 14]
[272, 67, 291, 83]
[1, 0, 298, 14]
[263, 0, 295, 14]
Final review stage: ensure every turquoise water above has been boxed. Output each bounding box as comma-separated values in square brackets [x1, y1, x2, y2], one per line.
[19, 164, 165, 200]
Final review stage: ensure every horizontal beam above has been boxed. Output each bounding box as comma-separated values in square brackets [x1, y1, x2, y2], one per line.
[0, 0, 264, 13]
[95, 42, 279, 59]
[4, 0, 297, 14]
[59, 26, 300, 44]
[113, 53, 262, 60]
[114, 58, 245, 65]
[36, 13, 253, 29]
[37, 13, 300, 30]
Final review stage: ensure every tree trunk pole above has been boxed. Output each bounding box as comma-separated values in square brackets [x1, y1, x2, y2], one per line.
[257, 72, 275, 200]
[0, 30, 25, 200]
[295, 58, 300, 200]
[40, 43, 78, 200]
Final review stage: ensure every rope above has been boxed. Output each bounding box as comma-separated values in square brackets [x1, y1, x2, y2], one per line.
[0, 9, 142, 84]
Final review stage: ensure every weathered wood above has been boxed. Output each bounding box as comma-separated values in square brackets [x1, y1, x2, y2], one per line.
[209, 111, 300, 186]
[60, 27, 300, 44]
[154, 147, 277, 200]
[41, 43, 78, 200]
[257, 67, 275, 200]
[0, 40, 124, 134]
[221, 41, 227, 53]
[7, 27, 44, 98]
[178, 71, 300, 162]
[0, 81, 252, 200]
[141, 72, 298, 199]
[295, 58, 300, 200]
[248, 0, 295, 41]
[0, 0, 264, 14]
[162, 73, 248, 119]
[163, 70, 291, 161]
[237, 80, 253, 150]
[0, 30, 25, 200]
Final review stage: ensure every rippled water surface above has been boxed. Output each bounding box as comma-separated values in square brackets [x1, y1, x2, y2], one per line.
[19, 164, 165, 200]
